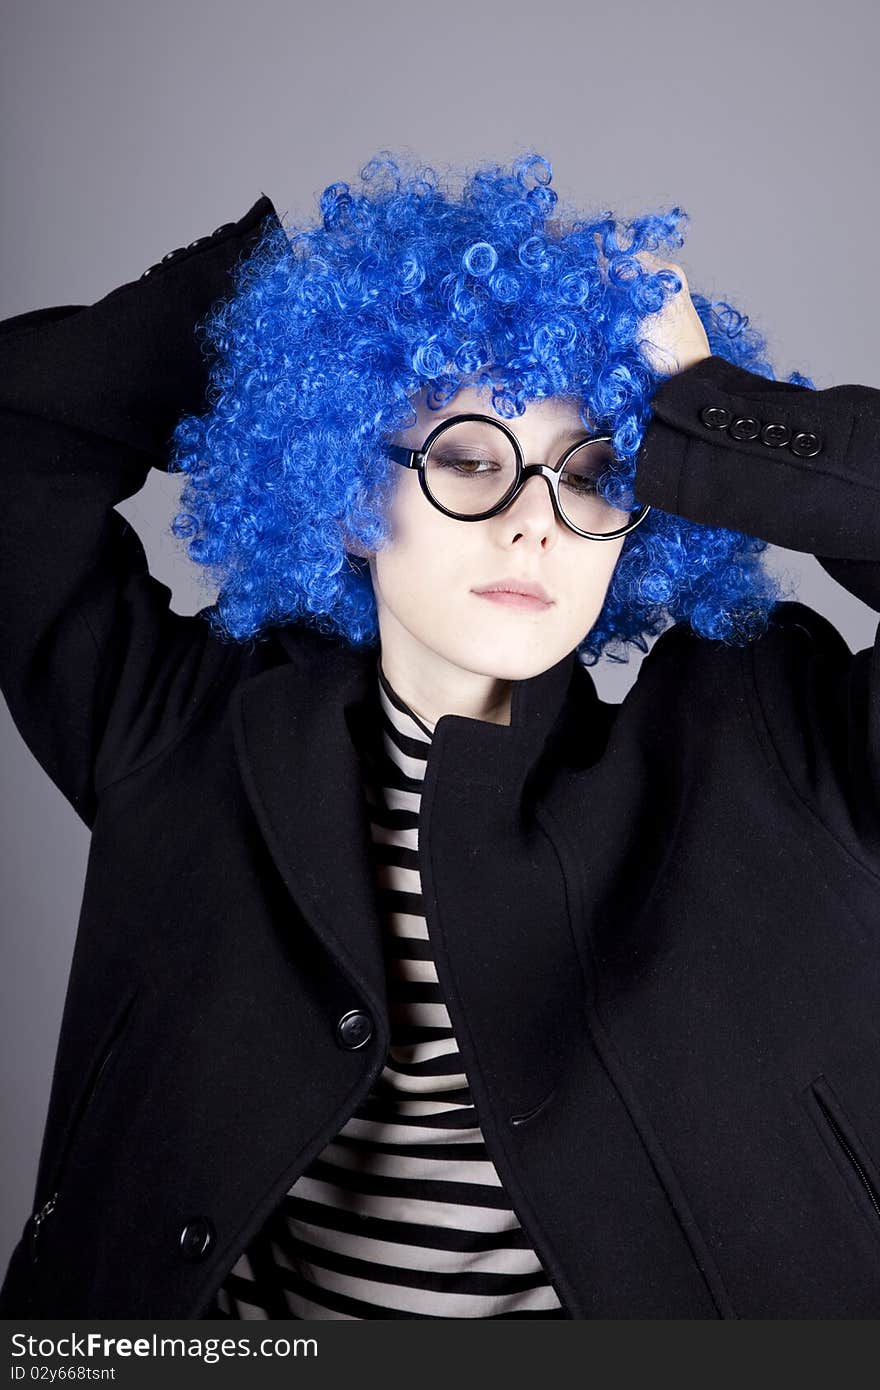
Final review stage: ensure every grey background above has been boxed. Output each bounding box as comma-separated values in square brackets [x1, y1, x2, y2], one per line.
[2, 0, 878, 1277]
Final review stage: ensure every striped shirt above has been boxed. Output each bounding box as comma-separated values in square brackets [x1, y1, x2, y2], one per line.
[206, 661, 564, 1319]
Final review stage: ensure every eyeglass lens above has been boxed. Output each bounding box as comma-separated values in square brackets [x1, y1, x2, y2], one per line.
[424, 419, 636, 535]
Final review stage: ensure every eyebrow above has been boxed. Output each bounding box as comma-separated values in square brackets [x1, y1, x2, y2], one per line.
[428, 411, 598, 441]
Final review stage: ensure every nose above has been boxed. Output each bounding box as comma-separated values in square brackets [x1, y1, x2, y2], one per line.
[501, 470, 558, 538]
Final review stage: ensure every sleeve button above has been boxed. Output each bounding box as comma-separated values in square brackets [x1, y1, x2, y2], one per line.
[700, 405, 731, 429]
[790, 431, 823, 458]
[729, 416, 761, 441]
[179, 1216, 215, 1261]
[760, 422, 791, 447]
[336, 1010, 373, 1050]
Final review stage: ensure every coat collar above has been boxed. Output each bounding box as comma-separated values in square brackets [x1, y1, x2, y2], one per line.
[231, 621, 592, 1027]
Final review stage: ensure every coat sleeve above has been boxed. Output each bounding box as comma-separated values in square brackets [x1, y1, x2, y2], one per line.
[0, 193, 282, 828]
[634, 352, 880, 858]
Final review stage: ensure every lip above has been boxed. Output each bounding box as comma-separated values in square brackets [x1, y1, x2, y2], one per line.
[472, 579, 554, 609]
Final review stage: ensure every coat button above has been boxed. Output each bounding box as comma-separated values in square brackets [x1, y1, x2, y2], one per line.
[729, 415, 761, 441]
[179, 1216, 215, 1261]
[790, 430, 823, 457]
[336, 1009, 373, 1049]
[760, 422, 791, 447]
[700, 405, 731, 429]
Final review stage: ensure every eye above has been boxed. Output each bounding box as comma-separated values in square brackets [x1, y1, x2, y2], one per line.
[431, 453, 501, 474]
[560, 471, 599, 495]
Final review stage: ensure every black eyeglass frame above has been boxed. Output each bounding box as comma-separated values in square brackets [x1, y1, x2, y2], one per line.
[385, 412, 652, 541]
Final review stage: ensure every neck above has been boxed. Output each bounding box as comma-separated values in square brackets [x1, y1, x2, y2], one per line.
[377, 650, 513, 728]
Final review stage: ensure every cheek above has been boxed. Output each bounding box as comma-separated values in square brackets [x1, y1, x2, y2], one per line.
[598, 539, 625, 589]
[384, 471, 443, 550]
[373, 484, 467, 605]
[561, 539, 623, 610]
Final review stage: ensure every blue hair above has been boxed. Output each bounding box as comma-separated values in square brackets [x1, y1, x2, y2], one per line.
[167, 150, 814, 665]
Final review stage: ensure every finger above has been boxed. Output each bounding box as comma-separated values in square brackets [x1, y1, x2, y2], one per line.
[635, 249, 690, 290]
[592, 234, 687, 288]
[592, 234, 657, 285]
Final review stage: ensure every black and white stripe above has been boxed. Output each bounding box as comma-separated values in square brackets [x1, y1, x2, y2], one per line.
[208, 662, 564, 1319]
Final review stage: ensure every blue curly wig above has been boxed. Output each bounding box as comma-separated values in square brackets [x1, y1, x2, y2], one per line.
[167, 150, 814, 666]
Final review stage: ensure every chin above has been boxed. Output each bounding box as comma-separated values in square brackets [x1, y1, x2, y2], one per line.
[445, 637, 567, 684]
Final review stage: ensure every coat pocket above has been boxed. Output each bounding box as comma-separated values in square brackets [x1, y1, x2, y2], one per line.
[30, 982, 142, 1263]
[802, 1072, 880, 1234]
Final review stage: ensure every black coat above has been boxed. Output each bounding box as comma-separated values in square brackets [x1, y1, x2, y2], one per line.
[2, 195, 880, 1320]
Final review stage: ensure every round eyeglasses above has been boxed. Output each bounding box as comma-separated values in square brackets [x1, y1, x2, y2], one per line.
[386, 413, 652, 541]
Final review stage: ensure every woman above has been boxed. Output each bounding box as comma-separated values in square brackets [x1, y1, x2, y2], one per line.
[1, 153, 879, 1320]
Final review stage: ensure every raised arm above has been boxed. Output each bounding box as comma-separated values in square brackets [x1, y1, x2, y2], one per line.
[0, 193, 282, 827]
[636, 349, 880, 860]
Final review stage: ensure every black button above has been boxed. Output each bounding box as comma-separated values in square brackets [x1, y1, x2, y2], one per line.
[142, 233, 216, 279]
[211, 222, 236, 237]
[700, 405, 731, 429]
[790, 431, 822, 458]
[179, 1216, 215, 1261]
[760, 422, 791, 447]
[729, 416, 761, 441]
[336, 1009, 373, 1049]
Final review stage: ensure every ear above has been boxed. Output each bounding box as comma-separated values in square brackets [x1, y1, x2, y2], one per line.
[338, 519, 373, 561]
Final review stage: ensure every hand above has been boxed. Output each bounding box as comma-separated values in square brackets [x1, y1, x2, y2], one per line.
[594, 236, 713, 377]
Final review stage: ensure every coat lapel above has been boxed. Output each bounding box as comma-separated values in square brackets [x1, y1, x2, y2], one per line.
[229, 619, 596, 1059]
[414, 646, 595, 1113]
[230, 626, 389, 1022]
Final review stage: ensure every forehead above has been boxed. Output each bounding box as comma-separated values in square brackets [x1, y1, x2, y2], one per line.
[404, 384, 594, 439]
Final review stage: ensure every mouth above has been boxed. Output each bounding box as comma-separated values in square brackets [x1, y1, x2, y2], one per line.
[471, 580, 554, 610]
